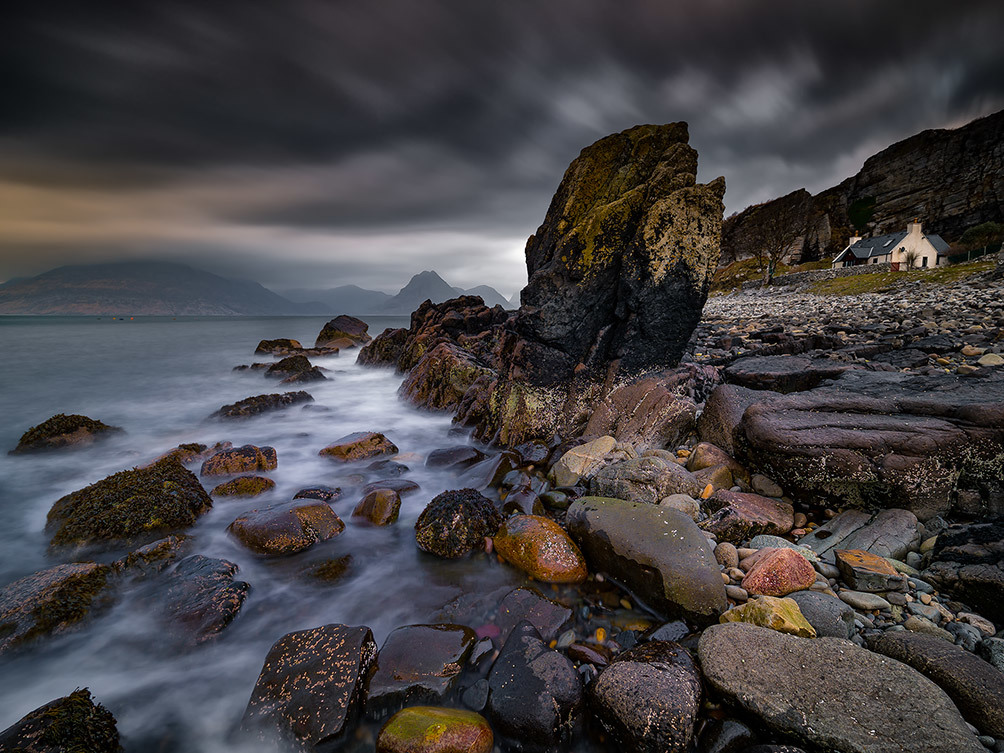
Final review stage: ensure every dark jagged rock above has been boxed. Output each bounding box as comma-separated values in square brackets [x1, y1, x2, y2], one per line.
[739, 371, 1004, 519]
[868, 631, 1004, 737]
[356, 326, 408, 366]
[10, 413, 122, 454]
[589, 641, 701, 753]
[399, 342, 492, 412]
[242, 624, 377, 750]
[319, 431, 398, 462]
[255, 338, 301, 354]
[566, 497, 726, 625]
[46, 457, 212, 550]
[699, 623, 984, 753]
[414, 489, 502, 559]
[151, 441, 231, 466]
[486, 621, 582, 750]
[211, 391, 313, 419]
[365, 624, 477, 719]
[315, 314, 371, 347]
[228, 501, 344, 556]
[265, 354, 313, 378]
[495, 587, 573, 643]
[0, 562, 114, 656]
[160, 554, 249, 645]
[481, 123, 725, 444]
[923, 518, 1004, 623]
[0, 688, 123, 753]
[200, 444, 277, 476]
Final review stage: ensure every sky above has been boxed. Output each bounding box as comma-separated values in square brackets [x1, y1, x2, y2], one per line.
[2, 1, 1002, 296]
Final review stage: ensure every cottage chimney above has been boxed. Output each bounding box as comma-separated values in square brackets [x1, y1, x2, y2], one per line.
[848, 234, 862, 246]
[907, 218, 922, 236]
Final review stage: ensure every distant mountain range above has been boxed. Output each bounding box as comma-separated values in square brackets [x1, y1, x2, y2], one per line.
[0, 261, 515, 316]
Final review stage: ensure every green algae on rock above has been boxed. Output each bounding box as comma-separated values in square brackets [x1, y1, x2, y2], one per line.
[376, 706, 493, 753]
[11, 413, 122, 454]
[211, 475, 275, 497]
[46, 457, 212, 550]
[0, 688, 123, 753]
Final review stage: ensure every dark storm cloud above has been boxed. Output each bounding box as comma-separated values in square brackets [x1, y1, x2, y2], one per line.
[2, 0, 1003, 291]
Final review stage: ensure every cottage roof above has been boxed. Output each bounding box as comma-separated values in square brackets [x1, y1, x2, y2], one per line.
[845, 231, 907, 259]
[929, 234, 952, 254]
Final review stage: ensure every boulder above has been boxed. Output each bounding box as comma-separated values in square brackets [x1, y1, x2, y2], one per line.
[211, 391, 313, 419]
[922, 518, 1004, 624]
[699, 490, 794, 544]
[697, 384, 777, 456]
[590, 455, 703, 504]
[352, 489, 401, 526]
[799, 508, 919, 562]
[493, 515, 588, 584]
[279, 366, 327, 384]
[495, 587, 573, 643]
[200, 445, 277, 476]
[114, 534, 191, 576]
[741, 548, 816, 597]
[486, 621, 582, 748]
[210, 475, 275, 497]
[242, 624, 377, 750]
[365, 624, 477, 718]
[0, 688, 122, 753]
[869, 631, 1004, 737]
[589, 641, 702, 753]
[315, 315, 371, 347]
[293, 485, 342, 502]
[699, 623, 984, 753]
[228, 501, 344, 556]
[549, 435, 616, 488]
[0, 562, 113, 657]
[399, 342, 492, 412]
[481, 123, 726, 444]
[46, 457, 212, 549]
[160, 554, 249, 645]
[265, 354, 313, 378]
[787, 590, 855, 639]
[376, 707, 493, 753]
[357, 327, 409, 367]
[426, 446, 486, 469]
[415, 489, 502, 559]
[10, 413, 122, 454]
[319, 432, 398, 462]
[739, 371, 1004, 519]
[255, 338, 301, 354]
[566, 497, 726, 624]
[719, 596, 816, 638]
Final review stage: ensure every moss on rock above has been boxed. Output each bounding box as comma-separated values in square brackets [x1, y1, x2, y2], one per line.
[415, 489, 502, 559]
[11, 414, 122, 454]
[0, 688, 123, 752]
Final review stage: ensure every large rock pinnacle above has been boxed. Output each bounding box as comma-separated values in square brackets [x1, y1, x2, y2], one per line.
[489, 123, 725, 443]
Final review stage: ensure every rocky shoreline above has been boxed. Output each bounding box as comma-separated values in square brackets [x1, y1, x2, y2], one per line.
[3, 124, 1004, 753]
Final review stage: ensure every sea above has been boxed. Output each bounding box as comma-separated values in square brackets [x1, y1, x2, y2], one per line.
[0, 315, 527, 751]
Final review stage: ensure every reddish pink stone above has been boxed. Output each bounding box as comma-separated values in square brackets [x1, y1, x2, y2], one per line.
[741, 547, 816, 597]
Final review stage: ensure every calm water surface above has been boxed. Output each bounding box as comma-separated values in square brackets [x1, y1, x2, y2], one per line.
[0, 316, 525, 751]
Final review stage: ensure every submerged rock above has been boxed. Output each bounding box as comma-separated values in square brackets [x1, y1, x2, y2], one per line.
[493, 515, 588, 583]
[315, 315, 371, 347]
[352, 489, 401, 526]
[566, 496, 726, 624]
[10, 413, 122, 454]
[376, 706, 493, 753]
[0, 688, 123, 753]
[160, 554, 249, 645]
[211, 391, 313, 419]
[46, 457, 212, 549]
[242, 623, 377, 750]
[699, 622, 984, 753]
[415, 489, 502, 559]
[319, 432, 398, 462]
[200, 445, 277, 476]
[228, 501, 344, 556]
[0, 562, 114, 657]
[589, 641, 701, 753]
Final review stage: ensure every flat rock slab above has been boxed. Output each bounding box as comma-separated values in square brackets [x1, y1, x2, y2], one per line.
[835, 549, 906, 592]
[869, 631, 1004, 737]
[567, 497, 726, 625]
[799, 509, 919, 562]
[242, 623, 377, 750]
[699, 622, 984, 753]
[724, 355, 861, 393]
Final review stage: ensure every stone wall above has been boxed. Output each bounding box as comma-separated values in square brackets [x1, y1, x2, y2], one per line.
[740, 262, 892, 291]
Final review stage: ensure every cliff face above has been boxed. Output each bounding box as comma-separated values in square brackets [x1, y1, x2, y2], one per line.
[723, 109, 1004, 262]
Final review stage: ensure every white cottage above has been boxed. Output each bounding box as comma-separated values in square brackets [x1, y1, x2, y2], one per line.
[832, 220, 951, 270]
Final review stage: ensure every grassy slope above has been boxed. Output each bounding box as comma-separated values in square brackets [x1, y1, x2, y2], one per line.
[808, 259, 994, 295]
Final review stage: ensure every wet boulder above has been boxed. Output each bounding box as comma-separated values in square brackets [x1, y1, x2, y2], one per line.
[357, 327, 408, 367]
[699, 490, 794, 544]
[426, 446, 486, 469]
[210, 475, 275, 497]
[210, 391, 313, 419]
[493, 515, 588, 584]
[228, 501, 344, 556]
[377, 707, 493, 753]
[362, 478, 420, 496]
[160, 554, 250, 645]
[0, 688, 122, 753]
[255, 338, 301, 354]
[242, 624, 377, 750]
[352, 489, 401, 526]
[200, 445, 277, 476]
[486, 621, 582, 749]
[46, 457, 212, 549]
[10, 413, 122, 454]
[415, 489, 502, 559]
[566, 497, 726, 625]
[365, 624, 477, 719]
[114, 535, 191, 576]
[699, 623, 984, 753]
[740, 548, 816, 597]
[400, 342, 492, 412]
[319, 432, 398, 462]
[0, 562, 114, 657]
[589, 641, 702, 753]
[315, 315, 371, 347]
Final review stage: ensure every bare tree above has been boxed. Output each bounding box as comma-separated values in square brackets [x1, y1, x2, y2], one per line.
[732, 190, 810, 285]
[902, 249, 920, 269]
